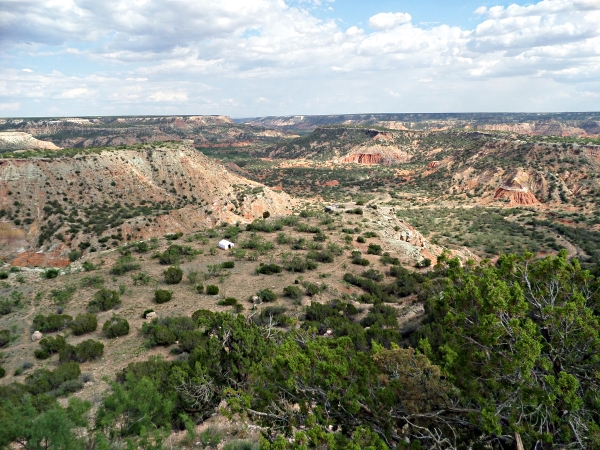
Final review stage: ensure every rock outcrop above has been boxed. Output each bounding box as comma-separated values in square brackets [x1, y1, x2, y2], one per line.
[31, 331, 43, 341]
[0, 132, 61, 151]
[494, 170, 540, 206]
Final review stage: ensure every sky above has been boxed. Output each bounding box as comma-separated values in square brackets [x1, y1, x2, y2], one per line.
[0, 0, 599, 118]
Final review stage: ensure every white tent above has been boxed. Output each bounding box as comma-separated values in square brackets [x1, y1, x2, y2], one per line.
[218, 239, 235, 250]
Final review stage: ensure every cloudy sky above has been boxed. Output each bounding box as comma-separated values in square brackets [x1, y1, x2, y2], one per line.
[1, 0, 599, 117]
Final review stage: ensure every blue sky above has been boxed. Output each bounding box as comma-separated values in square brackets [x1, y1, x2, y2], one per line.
[1, 0, 599, 117]
[302, 0, 512, 28]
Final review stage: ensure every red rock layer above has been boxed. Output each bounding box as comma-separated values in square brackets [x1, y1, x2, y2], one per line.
[12, 251, 70, 268]
[341, 153, 384, 164]
[494, 188, 539, 206]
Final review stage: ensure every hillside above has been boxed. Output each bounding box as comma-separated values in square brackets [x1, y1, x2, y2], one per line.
[0, 141, 293, 265]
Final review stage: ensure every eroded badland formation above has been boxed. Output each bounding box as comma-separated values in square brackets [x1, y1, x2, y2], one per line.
[0, 112, 600, 449]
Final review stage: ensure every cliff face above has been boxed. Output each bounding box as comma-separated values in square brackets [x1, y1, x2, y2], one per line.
[338, 145, 410, 165]
[0, 142, 294, 264]
[341, 153, 384, 164]
[0, 132, 61, 151]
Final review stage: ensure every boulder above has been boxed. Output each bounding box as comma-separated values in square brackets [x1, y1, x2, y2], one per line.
[31, 331, 43, 341]
[146, 311, 157, 319]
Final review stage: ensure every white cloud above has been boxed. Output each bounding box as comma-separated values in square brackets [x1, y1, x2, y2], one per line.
[148, 91, 188, 102]
[61, 88, 91, 98]
[0, 102, 20, 111]
[0, 0, 599, 115]
[368, 12, 412, 30]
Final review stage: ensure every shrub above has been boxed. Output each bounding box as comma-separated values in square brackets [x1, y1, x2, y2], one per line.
[283, 285, 302, 300]
[142, 309, 154, 318]
[380, 253, 400, 266]
[222, 261, 235, 269]
[35, 335, 67, 359]
[70, 313, 98, 336]
[313, 232, 327, 242]
[415, 258, 432, 268]
[59, 339, 104, 363]
[41, 268, 60, 279]
[263, 211, 270, 219]
[195, 283, 204, 294]
[223, 441, 259, 450]
[158, 244, 197, 265]
[361, 269, 384, 282]
[80, 275, 105, 288]
[306, 250, 335, 263]
[82, 261, 99, 271]
[192, 309, 214, 323]
[257, 288, 277, 303]
[351, 250, 370, 266]
[49, 285, 77, 306]
[367, 244, 383, 255]
[89, 289, 121, 312]
[356, 236, 366, 243]
[32, 314, 73, 332]
[103, 316, 130, 338]
[149, 325, 176, 346]
[283, 255, 317, 273]
[256, 263, 282, 275]
[25, 361, 81, 395]
[68, 250, 82, 262]
[154, 289, 173, 304]
[360, 304, 399, 328]
[131, 272, 153, 285]
[164, 266, 183, 284]
[0, 329, 9, 347]
[218, 297, 238, 306]
[178, 330, 208, 353]
[0, 366, 4, 378]
[0, 272, 8, 279]
[206, 285, 219, 295]
[346, 207, 363, 215]
[302, 281, 323, 297]
[109, 255, 141, 275]
[252, 306, 291, 327]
